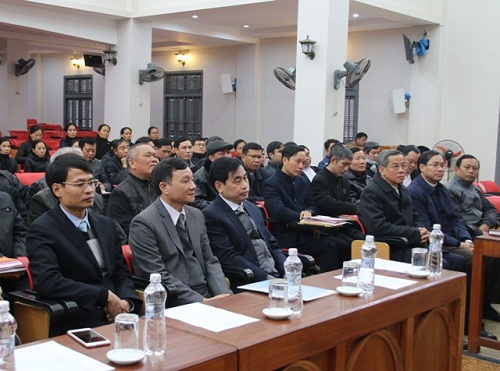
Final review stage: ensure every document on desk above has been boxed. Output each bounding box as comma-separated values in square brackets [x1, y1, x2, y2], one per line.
[165, 302, 258, 332]
[334, 273, 416, 290]
[15, 341, 113, 370]
[238, 280, 336, 301]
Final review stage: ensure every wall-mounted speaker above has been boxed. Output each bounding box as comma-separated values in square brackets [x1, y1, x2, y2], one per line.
[389, 89, 406, 114]
[221, 73, 234, 94]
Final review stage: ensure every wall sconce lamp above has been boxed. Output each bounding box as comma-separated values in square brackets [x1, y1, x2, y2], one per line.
[298, 35, 316, 60]
[175, 51, 187, 66]
[70, 56, 81, 68]
[103, 47, 117, 65]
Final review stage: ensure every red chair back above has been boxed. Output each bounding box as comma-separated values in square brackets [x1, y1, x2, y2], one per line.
[486, 195, 500, 213]
[474, 182, 486, 193]
[121, 245, 134, 274]
[479, 180, 500, 193]
[15, 172, 45, 186]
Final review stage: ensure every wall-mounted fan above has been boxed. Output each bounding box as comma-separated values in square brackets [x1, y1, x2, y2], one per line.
[93, 63, 105, 76]
[15, 58, 36, 77]
[273, 66, 296, 90]
[432, 139, 464, 180]
[333, 58, 371, 89]
[139, 63, 165, 85]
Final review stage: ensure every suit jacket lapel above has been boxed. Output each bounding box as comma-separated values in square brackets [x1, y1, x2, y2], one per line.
[155, 199, 186, 257]
[51, 205, 102, 271]
[88, 212, 112, 271]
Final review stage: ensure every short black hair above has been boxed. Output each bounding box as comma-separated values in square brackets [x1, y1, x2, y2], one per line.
[364, 142, 380, 153]
[323, 139, 339, 151]
[266, 141, 283, 157]
[401, 145, 420, 156]
[97, 124, 110, 132]
[78, 136, 96, 148]
[350, 146, 363, 154]
[242, 142, 263, 155]
[120, 126, 132, 135]
[282, 144, 305, 160]
[209, 157, 243, 186]
[31, 139, 47, 150]
[173, 137, 191, 148]
[155, 138, 171, 148]
[64, 123, 77, 132]
[112, 138, 128, 150]
[417, 150, 442, 167]
[46, 153, 92, 190]
[148, 126, 158, 135]
[0, 137, 11, 146]
[30, 124, 43, 134]
[135, 136, 152, 145]
[152, 157, 188, 193]
[355, 132, 368, 140]
[456, 154, 479, 168]
[233, 139, 246, 149]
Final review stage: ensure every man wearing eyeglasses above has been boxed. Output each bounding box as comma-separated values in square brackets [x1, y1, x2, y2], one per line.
[409, 150, 500, 325]
[27, 153, 140, 332]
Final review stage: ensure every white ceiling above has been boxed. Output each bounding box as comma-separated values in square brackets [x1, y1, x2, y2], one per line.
[0, 0, 436, 55]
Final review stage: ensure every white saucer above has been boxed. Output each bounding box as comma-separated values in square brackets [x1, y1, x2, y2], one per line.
[408, 270, 430, 278]
[336, 286, 363, 297]
[106, 349, 145, 365]
[262, 307, 293, 320]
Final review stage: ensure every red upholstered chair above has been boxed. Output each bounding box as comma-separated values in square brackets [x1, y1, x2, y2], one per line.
[485, 195, 500, 214]
[474, 182, 486, 193]
[479, 180, 500, 196]
[121, 245, 134, 274]
[15, 172, 45, 186]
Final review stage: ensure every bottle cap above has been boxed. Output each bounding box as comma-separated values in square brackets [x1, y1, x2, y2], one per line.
[365, 235, 374, 242]
[150, 273, 161, 283]
[432, 224, 441, 230]
[0, 301, 9, 312]
[288, 248, 298, 256]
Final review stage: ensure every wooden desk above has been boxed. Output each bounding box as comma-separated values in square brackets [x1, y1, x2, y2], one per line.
[169, 270, 466, 370]
[468, 234, 500, 352]
[18, 322, 237, 370]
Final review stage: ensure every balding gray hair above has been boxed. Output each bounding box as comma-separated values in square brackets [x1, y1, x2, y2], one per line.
[50, 147, 83, 163]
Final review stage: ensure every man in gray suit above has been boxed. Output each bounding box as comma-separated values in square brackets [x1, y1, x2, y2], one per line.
[129, 157, 232, 305]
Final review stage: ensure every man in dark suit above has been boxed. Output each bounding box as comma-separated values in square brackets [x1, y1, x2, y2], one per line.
[241, 142, 269, 202]
[129, 157, 232, 305]
[27, 154, 140, 331]
[203, 157, 285, 281]
[263, 145, 351, 272]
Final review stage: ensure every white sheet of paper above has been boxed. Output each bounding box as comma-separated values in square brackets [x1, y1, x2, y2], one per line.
[238, 280, 336, 301]
[350, 258, 412, 274]
[15, 341, 114, 371]
[334, 273, 417, 290]
[165, 302, 258, 332]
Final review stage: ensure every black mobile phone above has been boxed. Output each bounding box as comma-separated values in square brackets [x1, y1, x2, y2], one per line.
[67, 328, 111, 348]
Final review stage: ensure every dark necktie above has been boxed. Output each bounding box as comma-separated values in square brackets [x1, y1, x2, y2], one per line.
[236, 206, 260, 239]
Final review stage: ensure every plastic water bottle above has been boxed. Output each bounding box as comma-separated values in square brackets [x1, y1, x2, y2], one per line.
[0, 301, 16, 370]
[284, 248, 303, 315]
[357, 235, 377, 294]
[143, 273, 167, 356]
[427, 224, 444, 276]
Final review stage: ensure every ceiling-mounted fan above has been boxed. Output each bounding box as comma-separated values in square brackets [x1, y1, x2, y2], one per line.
[139, 63, 165, 85]
[15, 58, 36, 77]
[333, 58, 371, 89]
[273, 66, 296, 90]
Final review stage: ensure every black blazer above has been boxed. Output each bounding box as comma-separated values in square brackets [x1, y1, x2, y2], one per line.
[203, 196, 285, 281]
[27, 205, 140, 329]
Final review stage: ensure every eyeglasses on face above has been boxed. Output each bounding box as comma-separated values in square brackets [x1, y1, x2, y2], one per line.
[62, 179, 99, 189]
